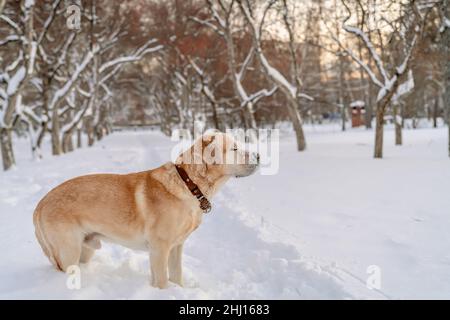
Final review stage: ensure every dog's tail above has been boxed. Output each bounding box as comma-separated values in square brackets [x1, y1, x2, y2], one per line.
[33, 207, 63, 271]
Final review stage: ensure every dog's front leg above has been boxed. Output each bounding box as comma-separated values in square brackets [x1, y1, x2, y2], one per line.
[169, 243, 184, 286]
[149, 245, 170, 289]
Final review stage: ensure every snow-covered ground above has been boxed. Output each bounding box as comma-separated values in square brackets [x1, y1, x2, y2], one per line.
[0, 123, 449, 299]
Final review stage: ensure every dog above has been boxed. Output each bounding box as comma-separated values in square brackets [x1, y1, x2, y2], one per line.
[33, 131, 259, 288]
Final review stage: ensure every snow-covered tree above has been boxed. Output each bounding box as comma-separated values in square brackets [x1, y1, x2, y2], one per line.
[192, 0, 277, 131]
[334, 0, 428, 158]
[1, 0, 39, 169]
[238, 0, 314, 151]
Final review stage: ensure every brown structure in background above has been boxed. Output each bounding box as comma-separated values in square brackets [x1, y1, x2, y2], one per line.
[351, 101, 366, 128]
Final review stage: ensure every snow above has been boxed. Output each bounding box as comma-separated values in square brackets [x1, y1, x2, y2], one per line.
[350, 100, 365, 107]
[393, 70, 414, 102]
[27, 41, 37, 75]
[0, 35, 19, 46]
[376, 75, 397, 102]
[1, 124, 450, 299]
[24, 0, 35, 8]
[7, 66, 25, 96]
[298, 92, 314, 101]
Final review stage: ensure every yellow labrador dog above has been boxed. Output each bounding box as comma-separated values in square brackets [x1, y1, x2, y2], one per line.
[33, 131, 259, 288]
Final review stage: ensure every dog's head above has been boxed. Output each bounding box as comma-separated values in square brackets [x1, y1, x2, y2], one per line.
[176, 130, 260, 179]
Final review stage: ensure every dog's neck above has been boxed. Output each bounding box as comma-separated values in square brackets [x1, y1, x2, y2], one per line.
[175, 163, 229, 199]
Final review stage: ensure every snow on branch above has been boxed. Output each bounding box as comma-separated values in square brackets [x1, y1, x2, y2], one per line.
[258, 52, 297, 98]
[48, 46, 100, 112]
[396, 35, 417, 75]
[393, 70, 414, 103]
[0, 14, 21, 34]
[0, 35, 19, 46]
[331, 34, 384, 88]
[61, 100, 89, 135]
[237, 47, 254, 81]
[298, 92, 314, 101]
[99, 39, 163, 73]
[338, 3, 423, 104]
[343, 25, 390, 84]
[190, 17, 225, 37]
[205, 0, 228, 29]
[242, 86, 277, 107]
[238, 0, 312, 102]
[36, 0, 62, 46]
[7, 66, 26, 96]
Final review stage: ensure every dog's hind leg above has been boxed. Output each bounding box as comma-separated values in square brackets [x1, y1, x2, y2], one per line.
[44, 223, 84, 272]
[80, 235, 101, 264]
[80, 246, 95, 264]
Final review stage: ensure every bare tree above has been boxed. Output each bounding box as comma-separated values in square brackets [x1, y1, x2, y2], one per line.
[192, 0, 277, 130]
[238, 0, 314, 151]
[1, 0, 39, 169]
[335, 0, 427, 158]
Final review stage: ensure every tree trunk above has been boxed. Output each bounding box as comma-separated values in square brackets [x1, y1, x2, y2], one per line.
[373, 57, 406, 158]
[211, 103, 219, 130]
[96, 125, 104, 141]
[393, 103, 402, 146]
[36, 123, 46, 150]
[51, 106, 62, 155]
[77, 128, 82, 148]
[62, 131, 74, 153]
[341, 105, 346, 131]
[88, 133, 95, 146]
[86, 119, 95, 147]
[338, 54, 346, 131]
[246, 102, 257, 130]
[433, 98, 439, 128]
[401, 102, 406, 129]
[32, 122, 47, 159]
[0, 128, 15, 170]
[374, 105, 385, 158]
[443, 2, 450, 156]
[288, 101, 306, 151]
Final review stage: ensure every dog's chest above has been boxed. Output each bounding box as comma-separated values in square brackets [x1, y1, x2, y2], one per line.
[176, 209, 203, 243]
